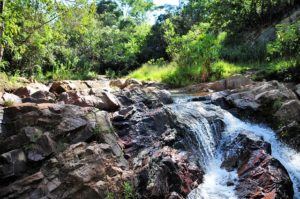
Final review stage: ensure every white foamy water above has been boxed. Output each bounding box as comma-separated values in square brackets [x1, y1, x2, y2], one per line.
[172, 95, 300, 199]
[182, 103, 239, 199]
[222, 111, 300, 199]
[188, 155, 238, 199]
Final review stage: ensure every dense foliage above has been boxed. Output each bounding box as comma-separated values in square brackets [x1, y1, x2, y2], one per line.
[0, 0, 153, 79]
[0, 0, 299, 84]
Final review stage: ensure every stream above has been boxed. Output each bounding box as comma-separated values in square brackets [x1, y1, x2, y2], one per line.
[172, 95, 300, 199]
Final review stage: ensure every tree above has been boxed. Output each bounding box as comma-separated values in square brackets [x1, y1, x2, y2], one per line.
[0, 0, 5, 63]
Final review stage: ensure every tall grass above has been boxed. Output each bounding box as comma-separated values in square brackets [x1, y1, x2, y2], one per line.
[128, 57, 299, 87]
[128, 62, 177, 82]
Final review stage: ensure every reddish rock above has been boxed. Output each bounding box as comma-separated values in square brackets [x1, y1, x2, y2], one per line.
[222, 133, 294, 199]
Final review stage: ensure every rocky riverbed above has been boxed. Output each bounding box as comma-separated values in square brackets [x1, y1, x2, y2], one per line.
[0, 76, 299, 198]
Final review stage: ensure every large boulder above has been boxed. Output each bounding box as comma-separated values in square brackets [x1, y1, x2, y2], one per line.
[212, 80, 300, 150]
[222, 132, 294, 199]
[13, 83, 49, 98]
[58, 90, 120, 111]
[49, 81, 89, 94]
[223, 81, 297, 112]
[275, 100, 300, 123]
[1, 93, 22, 104]
[50, 80, 111, 95]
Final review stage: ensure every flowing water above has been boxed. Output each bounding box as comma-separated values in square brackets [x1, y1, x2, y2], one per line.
[172, 95, 300, 199]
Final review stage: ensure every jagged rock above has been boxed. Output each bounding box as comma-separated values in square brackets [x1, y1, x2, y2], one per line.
[222, 132, 271, 171]
[0, 142, 130, 199]
[224, 74, 253, 90]
[222, 133, 294, 199]
[49, 81, 89, 94]
[58, 90, 120, 111]
[220, 81, 297, 111]
[0, 103, 118, 174]
[0, 171, 45, 199]
[212, 80, 300, 150]
[136, 147, 203, 198]
[97, 91, 120, 111]
[13, 83, 49, 98]
[0, 149, 27, 179]
[27, 133, 57, 162]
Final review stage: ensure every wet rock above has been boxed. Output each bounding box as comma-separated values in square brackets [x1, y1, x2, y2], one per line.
[236, 149, 294, 199]
[222, 132, 294, 199]
[0, 149, 27, 179]
[215, 80, 300, 150]
[136, 147, 203, 198]
[222, 132, 271, 171]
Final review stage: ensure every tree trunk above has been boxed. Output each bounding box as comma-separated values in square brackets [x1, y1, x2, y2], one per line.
[0, 0, 5, 63]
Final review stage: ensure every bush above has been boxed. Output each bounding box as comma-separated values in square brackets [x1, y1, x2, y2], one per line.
[267, 20, 300, 59]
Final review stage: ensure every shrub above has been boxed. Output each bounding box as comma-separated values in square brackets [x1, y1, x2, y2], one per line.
[123, 181, 136, 199]
[267, 20, 300, 59]
[166, 23, 226, 83]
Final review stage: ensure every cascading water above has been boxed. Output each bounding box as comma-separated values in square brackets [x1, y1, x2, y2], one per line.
[222, 111, 300, 199]
[170, 102, 219, 168]
[172, 95, 300, 199]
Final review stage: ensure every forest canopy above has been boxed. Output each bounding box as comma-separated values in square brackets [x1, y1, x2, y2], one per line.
[0, 0, 299, 84]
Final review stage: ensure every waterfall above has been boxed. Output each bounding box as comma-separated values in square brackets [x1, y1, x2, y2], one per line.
[169, 102, 220, 169]
[173, 95, 300, 199]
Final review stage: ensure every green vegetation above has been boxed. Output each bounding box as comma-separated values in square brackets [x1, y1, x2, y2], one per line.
[0, 0, 299, 86]
[2, 100, 14, 107]
[128, 61, 176, 82]
[105, 192, 115, 199]
[123, 181, 136, 199]
[0, 0, 153, 80]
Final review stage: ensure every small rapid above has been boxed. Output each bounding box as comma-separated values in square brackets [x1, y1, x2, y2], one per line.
[173, 94, 300, 199]
[223, 111, 300, 199]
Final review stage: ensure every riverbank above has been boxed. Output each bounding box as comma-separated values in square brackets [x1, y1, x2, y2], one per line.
[0, 76, 299, 198]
